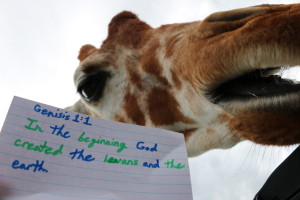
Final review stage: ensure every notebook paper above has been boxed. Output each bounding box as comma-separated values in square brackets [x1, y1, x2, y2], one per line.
[0, 96, 193, 200]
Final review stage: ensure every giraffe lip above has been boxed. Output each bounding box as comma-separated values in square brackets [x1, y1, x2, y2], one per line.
[209, 66, 300, 104]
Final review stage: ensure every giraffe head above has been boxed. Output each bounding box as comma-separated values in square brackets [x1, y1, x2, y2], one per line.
[67, 4, 300, 157]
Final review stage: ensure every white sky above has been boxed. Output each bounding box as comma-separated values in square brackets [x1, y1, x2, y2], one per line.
[0, 0, 299, 199]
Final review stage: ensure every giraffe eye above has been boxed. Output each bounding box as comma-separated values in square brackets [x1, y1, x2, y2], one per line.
[77, 71, 110, 102]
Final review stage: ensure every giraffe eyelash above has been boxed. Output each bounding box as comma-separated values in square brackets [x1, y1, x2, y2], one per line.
[77, 71, 111, 102]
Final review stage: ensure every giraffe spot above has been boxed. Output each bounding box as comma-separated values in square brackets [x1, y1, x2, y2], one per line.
[141, 40, 170, 87]
[141, 40, 162, 75]
[126, 59, 143, 90]
[148, 88, 196, 125]
[171, 69, 182, 89]
[124, 93, 146, 126]
[129, 70, 143, 90]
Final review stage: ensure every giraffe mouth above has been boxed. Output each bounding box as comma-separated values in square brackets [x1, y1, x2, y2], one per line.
[209, 66, 300, 107]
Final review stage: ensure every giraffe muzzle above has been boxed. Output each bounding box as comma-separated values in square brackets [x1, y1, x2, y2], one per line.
[198, 4, 300, 114]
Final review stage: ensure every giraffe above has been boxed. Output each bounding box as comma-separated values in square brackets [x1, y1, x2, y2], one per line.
[67, 4, 300, 157]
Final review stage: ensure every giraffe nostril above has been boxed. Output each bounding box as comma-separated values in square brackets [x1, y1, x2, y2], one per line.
[77, 71, 111, 102]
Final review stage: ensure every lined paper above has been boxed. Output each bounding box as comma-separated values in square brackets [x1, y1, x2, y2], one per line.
[0, 96, 193, 200]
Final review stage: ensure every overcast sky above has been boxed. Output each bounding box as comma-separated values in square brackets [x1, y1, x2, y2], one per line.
[0, 0, 299, 199]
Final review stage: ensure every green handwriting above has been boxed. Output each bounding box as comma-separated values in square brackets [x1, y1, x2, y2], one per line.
[14, 138, 63, 156]
[78, 132, 127, 153]
[103, 154, 138, 165]
[164, 159, 185, 169]
[24, 118, 44, 132]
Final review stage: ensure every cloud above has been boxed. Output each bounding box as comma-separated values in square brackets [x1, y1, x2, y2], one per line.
[189, 142, 296, 199]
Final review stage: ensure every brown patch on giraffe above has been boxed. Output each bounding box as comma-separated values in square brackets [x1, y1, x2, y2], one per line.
[171, 69, 182, 89]
[124, 93, 146, 125]
[141, 40, 170, 87]
[156, 75, 171, 87]
[129, 70, 143, 90]
[126, 59, 143, 90]
[141, 40, 161, 75]
[148, 88, 196, 125]
[78, 44, 97, 62]
[230, 111, 300, 145]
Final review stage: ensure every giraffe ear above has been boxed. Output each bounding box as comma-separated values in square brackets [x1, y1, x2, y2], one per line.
[104, 11, 152, 48]
[108, 11, 141, 35]
[78, 44, 97, 62]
